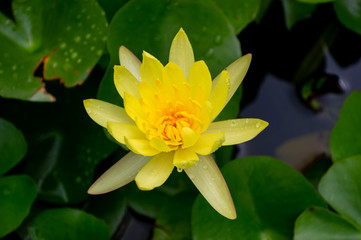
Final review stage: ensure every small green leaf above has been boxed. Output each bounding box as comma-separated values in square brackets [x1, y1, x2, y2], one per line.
[0, 175, 37, 238]
[192, 156, 326, 240]
[330, 90, 361, 161]
[281, 0, 317, 29]
[294, 207, 361, 240]
[319, 155, 361, 228]
[27, 208, 109, 240]
[334, 0, 361, 35]
[0, 118, 26, 175]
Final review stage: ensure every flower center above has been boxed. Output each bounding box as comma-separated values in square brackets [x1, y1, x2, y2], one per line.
[157, 112, 191, 145]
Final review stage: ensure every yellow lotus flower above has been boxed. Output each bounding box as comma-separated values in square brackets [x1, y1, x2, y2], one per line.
[84, 28, 268, 219]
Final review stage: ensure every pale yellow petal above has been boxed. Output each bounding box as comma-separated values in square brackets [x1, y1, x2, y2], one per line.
[135, 152, 174, 190]
[83, 99, 134, 128]
[124, 137, 160, 156]
[209, 70, 229, 120]
[205, 119, 269, 146]
[213, 54, 252, 106]
[118, 46, 141, 82]
[188, 61, 212, 106]
[88, 152, 150, 194]
[107, 122, 146, 144]
[181, 127, 200, 148]
[149, 137, 173, 152]
[123, 92, 146, 122]
[189, 132, 225, 155]
[173, 148, 199, 169]
[140, 51, 163, 85]
[169, 28, 194, 79]
[185, 155, 236, 219]
[114, 65, 140, 99]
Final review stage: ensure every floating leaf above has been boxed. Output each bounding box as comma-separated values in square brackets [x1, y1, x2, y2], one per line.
[334, 0, 361, 35]
[0, 0, 107, 101]
[281, 0, 317, 29]
[0, 175, 37, 238]
[192, 156, 326, 240]
[0, 118, 26, 175]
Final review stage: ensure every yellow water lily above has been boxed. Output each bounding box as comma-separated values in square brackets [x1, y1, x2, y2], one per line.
[84, 28, 268, 219]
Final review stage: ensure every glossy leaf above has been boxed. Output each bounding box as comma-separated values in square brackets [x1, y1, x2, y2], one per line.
[0, 118, 26, 175]
[334, 0, 361, 35]
[319, 155, 361, 228]
[0, 175, 37, 238]
[281, 0, 317, 29]
[330, 90, 361, 161]
[211, 0, 261, 34]
[27, 208, 109, 240]
[192, 156, 326, 240]
[0, 0, 107, 101]
[294, 207, 361, 240]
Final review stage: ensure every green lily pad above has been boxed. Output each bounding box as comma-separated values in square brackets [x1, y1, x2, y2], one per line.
[330, 90, 361, 162]
[294, 207, 361, 240]
[298, 0, 334, 2]
[0, 0, 107, 101]
[211, 0, 261, 34]
[192, 156, 326, 240]
[0, 175, 37, 238]
[334, 0, 361, 35]
[27, 208, 109, 240]
[0, 118, 26, 175]
[281, 0, 317, 29]
[98, 0, 241, 105]
[319, 155, 361, 228]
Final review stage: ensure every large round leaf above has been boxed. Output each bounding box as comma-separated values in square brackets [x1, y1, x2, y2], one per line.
[0, 175, 37, 238]
[281, 0, 317, 29]
[294, 207, 361, 240]
[0, 0, 107, 101]
[319, 155, 361, 228]
[0, 118, 26, 175]
[192, 156, 326, 240]
[334, 0, 361, 35]
[27, 208, 109, 240]
[330, 90, 361, 162]
[98, 0, 241, 105]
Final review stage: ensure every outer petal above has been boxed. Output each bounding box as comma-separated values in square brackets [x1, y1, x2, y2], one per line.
[123, 92, 146, 122]
[119, 46, 141, 82]
[205, 119, 269, 146]
[213, 54, 252, 106]
[83, 99, 134, 128]
[185, 155, 236, 219]
[135, 152, 174, 190]
[173, 148, 199, 169]
[124, 137, 160, 156]
[114, 65, 140, 99]
[188, 61, 212, 107]
[140, 51, 163, 85]
[88, 152, 151, 194]
[169, 28, 195, 79]
[209, 71, 229, 120]
[189, 132, 225, 155]
[107, 122, 146, 144]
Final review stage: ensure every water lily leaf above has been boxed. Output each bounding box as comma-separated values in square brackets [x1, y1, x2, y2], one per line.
[0, 0, 107, 101]
[211, 0, 261, 34]
[330, 90, 361, 162]
[334, 0, 361, 35]
[0, 175, 37, 238]
[294, 207, 361, 240]
[27, 208, 109, 240]
[0, 118, 26, 175]
[281, 0, 317, 29]
[98, 0, 240, 105]
[192, 156, 326, 240]
[298, 0, 334, 3]
[319, 155, 361, 228]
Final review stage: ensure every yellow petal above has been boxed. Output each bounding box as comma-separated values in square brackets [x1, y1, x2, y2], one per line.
[184, 155, 236, 219]
[140, 51, 163, 85]
[205, 119, 269, 146]
[149, 137, 173, 152]
[188, 61, 212, 106]
[114, 65, 140, 99]
[213, 54, 252, 106]
[209, 70, 229, 120]
[173, 148, 199, 169]
[190, 132, 225, 155]
[83, 99, 134, 128]
[169, 28, 195, 79]
[124, 137, 160, 156]
[107, 122, 146, 144]
[88, 152, 151, 194]
[119, 46, 141, 82]
[163, 62, 189, 102]
[123, 92, 146, 122]
[135, 152, 174, 190]
[181, 127, 200, 148]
